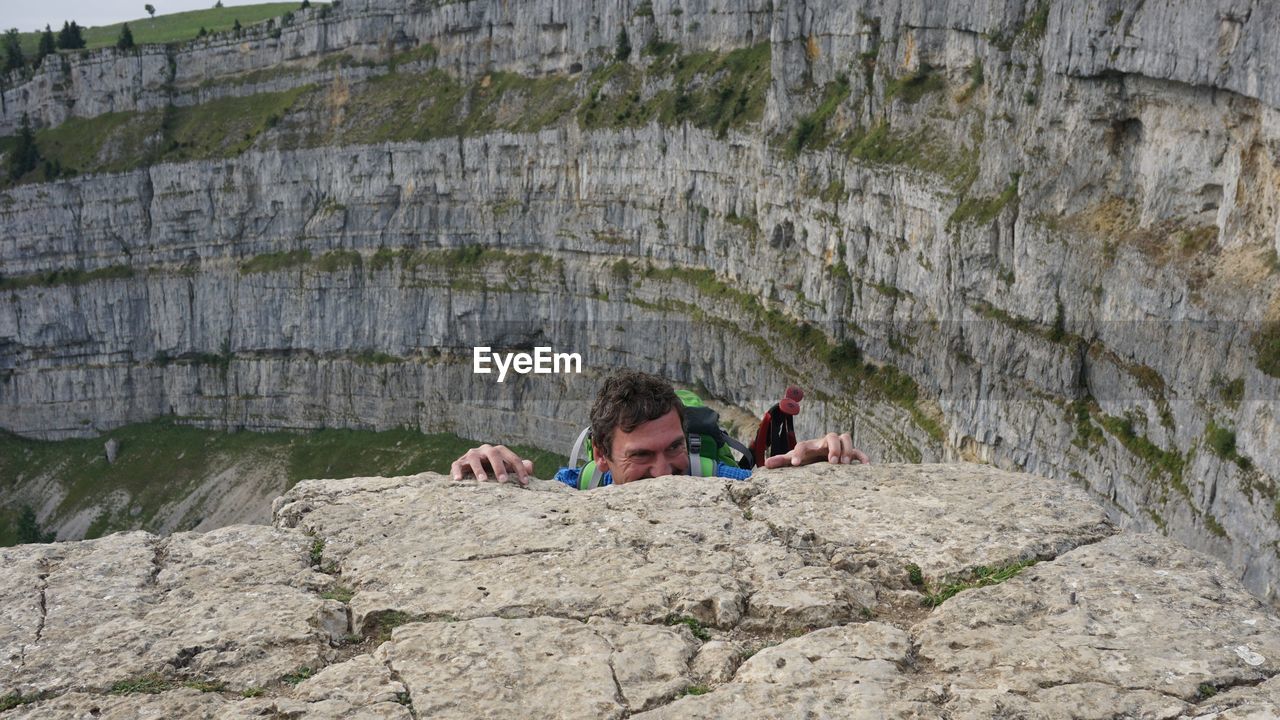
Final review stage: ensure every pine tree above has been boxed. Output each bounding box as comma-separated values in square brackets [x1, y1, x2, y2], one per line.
[16, 505, 56, 544]
[117, 23, 135, 51]
[58, 21, 85, 50]
[2, 28, 23, 73]
[7, 113, 41, 181]
[615, 27, 631, 62]
[233, 18, 242, 35]
[36, 25, 57, 67]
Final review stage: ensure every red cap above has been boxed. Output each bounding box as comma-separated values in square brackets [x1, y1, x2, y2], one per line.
[785, 385, 804, 403]
[778, 398, 801, 415]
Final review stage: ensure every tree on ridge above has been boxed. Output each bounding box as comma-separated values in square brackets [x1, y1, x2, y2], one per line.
[118, 23, 136, 51]
[3, 28, 24, 73]
[58, 21, 86, 50]
[36, 25, 57, 67]
[7, 113, 41, 182]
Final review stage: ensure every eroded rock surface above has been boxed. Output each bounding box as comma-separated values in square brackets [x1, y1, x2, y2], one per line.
[2, 465, 1277, 718]
[0, 526, 342, 699]
[918, 533, 1280, 718]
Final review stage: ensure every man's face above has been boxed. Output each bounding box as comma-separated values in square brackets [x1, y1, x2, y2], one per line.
[595, 409, 688, 484]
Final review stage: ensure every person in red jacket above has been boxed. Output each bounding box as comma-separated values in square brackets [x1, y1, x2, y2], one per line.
[751, 385, 805, 468]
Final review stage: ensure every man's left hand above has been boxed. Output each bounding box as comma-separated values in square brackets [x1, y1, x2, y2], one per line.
[763, 432, 869, 468]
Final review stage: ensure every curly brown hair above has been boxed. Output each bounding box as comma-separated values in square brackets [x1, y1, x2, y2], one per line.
[590, 369, 684, 459]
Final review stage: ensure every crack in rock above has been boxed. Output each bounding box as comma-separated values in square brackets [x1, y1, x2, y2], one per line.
[1191, 672, 1278, 704]
[32, 559, 54, 650]
[377, 653, 419, 720]
[605, 652, 631, 718]
[452, 547, 562, 562]
[147, 538, 168, 586]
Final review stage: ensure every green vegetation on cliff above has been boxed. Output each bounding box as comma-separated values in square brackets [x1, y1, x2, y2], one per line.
[26, 86, 310, 179]
[0, 265, 133, 291]
[1255, 321, 1280, 378]
[17, 3, 310, 55]
[0, 422, 563, 546]
[578, 42, 771, 136]
[0, 40, 771, 188]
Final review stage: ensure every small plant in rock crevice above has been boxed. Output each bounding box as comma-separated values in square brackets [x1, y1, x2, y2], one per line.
[664, 614, 712, 641]
[906, 563, 924, 587]
[282, 666, 315, 685]
[309, 538, 325, 567]
[919, 560, 1037, 607]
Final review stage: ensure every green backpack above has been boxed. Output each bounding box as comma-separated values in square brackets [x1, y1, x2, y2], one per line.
[567, 390, 753, 490]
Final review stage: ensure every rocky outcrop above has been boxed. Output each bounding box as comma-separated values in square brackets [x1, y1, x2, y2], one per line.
[2, 0, 1279, 607]
[1, 465, 1278, 718]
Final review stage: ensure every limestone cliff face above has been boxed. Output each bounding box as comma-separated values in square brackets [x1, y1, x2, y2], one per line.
[1, 466, 1278, 718]
[2, 0, 1279, 604]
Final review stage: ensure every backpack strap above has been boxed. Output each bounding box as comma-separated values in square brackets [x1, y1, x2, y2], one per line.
[569, 427, 592, 469]
[722, 435, 754, 469]
[578, 460, 606, 490]
[687, 434, 716, 477]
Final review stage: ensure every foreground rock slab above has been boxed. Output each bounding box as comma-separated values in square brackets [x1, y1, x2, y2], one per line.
[3, 465, 1277, 718]
[631, 622, 939, 719]
[376, 617, 695, 718]
[918, 533, 1280, 719]
[273, 464, 1114, 636]
[0, 526, 341, 699]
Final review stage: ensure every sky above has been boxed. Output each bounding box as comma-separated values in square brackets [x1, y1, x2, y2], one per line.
[3, 1, 273, 33]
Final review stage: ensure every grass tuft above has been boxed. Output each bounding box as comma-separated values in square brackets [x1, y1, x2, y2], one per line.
[239, 249, 312, 274]
[281, 666, 315, 685]
[366, 610, 422, 643]
[665, 614, 712, 641]
[1206, 421, 1252, 471]
[309, 537, 325, 567]
[1255, 321, 1280, 378]
[906, 563, 924, 587]
[184, 680, 226, 693]
[884, 66, 945, 104]
[949, 175, 1020, 228]
[0, 691, 49, 711]
[921, 560, 1036, 607]
[320, 585, 355, 603]
[785, 76, 851, 157]
[109, 673, 175, 695]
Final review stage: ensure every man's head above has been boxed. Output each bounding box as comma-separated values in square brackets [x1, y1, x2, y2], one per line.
[590, 369, 687, 484]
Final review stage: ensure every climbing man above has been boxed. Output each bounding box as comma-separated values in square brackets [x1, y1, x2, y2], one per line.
[449, 368, 869, 488]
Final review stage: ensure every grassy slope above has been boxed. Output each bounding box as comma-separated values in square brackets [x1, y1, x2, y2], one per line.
[0, 421, 565, 546]
[17, 3, 311, 55]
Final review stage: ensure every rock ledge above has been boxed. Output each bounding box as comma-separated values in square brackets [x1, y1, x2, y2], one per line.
[2, 464, 1276, 718]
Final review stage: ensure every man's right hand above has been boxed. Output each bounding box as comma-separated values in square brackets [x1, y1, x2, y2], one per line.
[450, 444, 533, 486]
